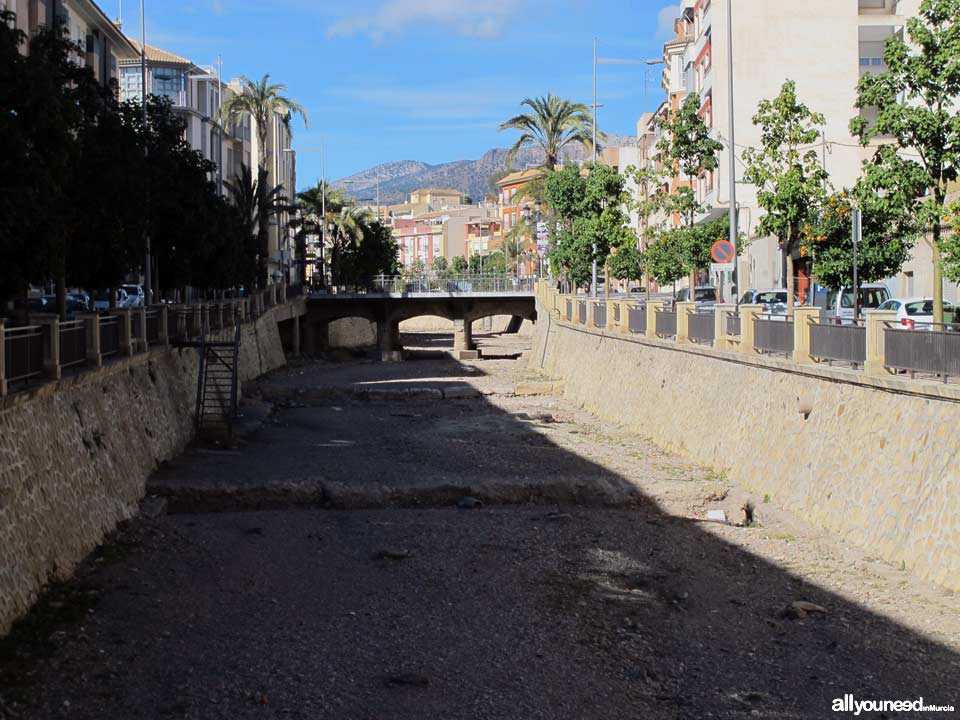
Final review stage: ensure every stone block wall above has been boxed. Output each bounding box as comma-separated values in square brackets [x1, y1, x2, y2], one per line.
[0, 309, 288, 635]
[531, 301, 960, 591]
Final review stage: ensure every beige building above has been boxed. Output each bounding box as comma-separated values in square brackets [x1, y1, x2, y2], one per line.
[655, 0, 957, 301]
[4, 0, 138, 84]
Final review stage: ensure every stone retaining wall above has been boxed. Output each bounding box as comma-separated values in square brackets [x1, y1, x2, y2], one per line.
[0, 308, 288, 635]
[531, 301, 960, 591]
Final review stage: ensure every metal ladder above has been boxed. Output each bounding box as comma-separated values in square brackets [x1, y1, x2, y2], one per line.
[194, 314, 242, 440]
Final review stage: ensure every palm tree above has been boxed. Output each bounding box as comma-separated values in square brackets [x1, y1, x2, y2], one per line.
[222, 74, 310, 170]
[499, 95, 597, 169]
[225, 164, 287, 286]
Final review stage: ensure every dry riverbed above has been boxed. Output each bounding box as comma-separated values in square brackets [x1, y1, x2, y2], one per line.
[1, 332, 957, 719]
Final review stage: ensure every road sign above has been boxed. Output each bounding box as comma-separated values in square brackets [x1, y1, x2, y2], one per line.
[711, 263, 734, 273]
[711, 239, 735, 264]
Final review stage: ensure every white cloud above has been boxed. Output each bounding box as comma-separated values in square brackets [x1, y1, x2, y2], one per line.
[328, 0, 520, 41]
[656, 4, 680, 39]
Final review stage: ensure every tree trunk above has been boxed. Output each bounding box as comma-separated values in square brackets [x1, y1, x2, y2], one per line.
[786, 228, 796, 317]
[932, 220, 944, 324]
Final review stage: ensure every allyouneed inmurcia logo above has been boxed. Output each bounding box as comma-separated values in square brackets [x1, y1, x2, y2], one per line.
[832, 694, 956, 715]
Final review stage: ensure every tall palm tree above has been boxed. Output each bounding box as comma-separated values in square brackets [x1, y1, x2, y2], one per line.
[499, 95, 598, 169]
[222, 74, 310, 170]
[225, 164, 287, 287]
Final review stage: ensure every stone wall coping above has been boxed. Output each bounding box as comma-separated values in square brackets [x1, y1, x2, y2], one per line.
[552, 315, 960, 405]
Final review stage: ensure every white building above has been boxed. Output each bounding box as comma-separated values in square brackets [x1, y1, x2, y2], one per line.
[656, 0, 957, 302]
[4, 0, 138, 85]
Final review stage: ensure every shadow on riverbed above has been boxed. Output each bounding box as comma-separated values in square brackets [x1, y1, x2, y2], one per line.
[2, 345, 958, 719]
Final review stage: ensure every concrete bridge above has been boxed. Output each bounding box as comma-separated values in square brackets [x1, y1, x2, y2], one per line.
[295, 291, 537, 360]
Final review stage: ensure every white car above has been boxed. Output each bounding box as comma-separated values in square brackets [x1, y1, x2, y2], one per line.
[876, 297, 956, 329]
[824, 283, 891, 320]
[121, 284, 145, 308]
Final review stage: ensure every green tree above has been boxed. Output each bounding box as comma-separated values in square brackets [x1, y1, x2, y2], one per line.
[743, 80, 828, 314]
[500, 94, 597, 169]
[451, 255, 469, 274]
[222, 74, 310, 171]
[657, 93, 724, 296]
[850, 0, 960, 322]
[408, 258, 426, 276]
[432, 255, 449, 275]
[624, 164, 669, 294]
[645, 230, 687, 290]
[803, 160, 923, 289]
[225, 165, 287, 288]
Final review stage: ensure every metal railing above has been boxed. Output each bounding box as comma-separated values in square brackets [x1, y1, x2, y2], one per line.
[754, 315, 794, 355]
[577, 301, 587, 325]
[593, 302, 607, 328]
[809, 318, 866, 367]
[688, 309, 715, 345]
[364, 274, 536, 295]
[884, 323, 960, 382]
[3, 325, 44, 384]
[145, 310, 161, 345]
[627, 305, 647, 334]
[725, 312, 741, 337]
[59, 320, 87, 369]
[100, 316, 121, 358]
[655, 310, 677, 338]
[565, 299, 573, 322]
[612, 303, 621, 324]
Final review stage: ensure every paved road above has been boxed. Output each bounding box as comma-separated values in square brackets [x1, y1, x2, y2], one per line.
[2, 333, 959, 719]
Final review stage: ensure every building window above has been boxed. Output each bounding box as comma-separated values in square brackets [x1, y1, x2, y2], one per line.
[153, 67, 183, 104]
[119, 65, 142, 102]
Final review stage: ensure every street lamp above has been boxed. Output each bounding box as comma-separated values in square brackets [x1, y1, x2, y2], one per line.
[592, 37, 662, 298]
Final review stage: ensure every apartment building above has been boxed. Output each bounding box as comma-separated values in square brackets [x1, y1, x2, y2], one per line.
[4, 0, 138, 86]
[119, 44, 251, 187]
[655, 0, 958, 300]
[465, 219, 502, 260]
[393, 206, 500, 269]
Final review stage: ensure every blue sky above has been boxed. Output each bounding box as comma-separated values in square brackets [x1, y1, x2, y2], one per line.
[120, 1, 679, 189]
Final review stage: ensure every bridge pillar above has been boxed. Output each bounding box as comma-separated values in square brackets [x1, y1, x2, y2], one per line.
[304, 320, 328, 355]
[454, 319, 479, 360]
[377, 319, 404, 362]
[291, 316, 301, 356]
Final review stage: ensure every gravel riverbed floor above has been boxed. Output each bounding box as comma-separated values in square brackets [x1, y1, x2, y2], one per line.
[1, 332, 958, 719]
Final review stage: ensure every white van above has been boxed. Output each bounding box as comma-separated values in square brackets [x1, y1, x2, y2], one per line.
[823, 283, 891, 320]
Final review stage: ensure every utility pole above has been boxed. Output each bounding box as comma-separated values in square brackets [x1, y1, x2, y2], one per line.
[726, 0, 738, 309]
[591, 37, 598, 298]
[140, 0, 152, 306]
[216, 53, 223, 196]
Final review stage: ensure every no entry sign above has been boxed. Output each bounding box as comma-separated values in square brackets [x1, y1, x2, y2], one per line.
[711, 239, 735, 264]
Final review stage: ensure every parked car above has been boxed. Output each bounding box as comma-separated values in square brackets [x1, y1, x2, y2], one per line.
[876, 297, 956, 329]
[121, 284, 145, 308]
[739, 289, 789, 311]
[823, 283, 891, 320]
[675, 286, 717, 306]
[92, 289, 128, 312]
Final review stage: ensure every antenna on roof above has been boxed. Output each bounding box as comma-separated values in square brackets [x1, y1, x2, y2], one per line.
[116, 0, 122, 29]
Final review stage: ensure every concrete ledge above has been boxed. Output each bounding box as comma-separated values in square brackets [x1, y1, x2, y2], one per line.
[456, 350, 481, 360]
[550, 316, 960, 404]
[514, 380, 565, 397]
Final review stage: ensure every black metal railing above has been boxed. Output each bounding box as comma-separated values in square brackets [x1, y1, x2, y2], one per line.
[593, 302, 607, 328]
[578, 301, 587, 324]
[688, 310, 715, 344]
[146, 310, 160, 345]
[754, 316, 794, 355]
[612, 303, 621, 324]
[565, 299, 573, 322]
[100, 316, 121, 357]
[628, 305, 647, 334]
[59, 320, 87, 369]
[810, 318, 866, 367]
[4, 325, 44, 384]
[725, 312, 741, 337]
[655, 310, 677, 338]
[884, 323, 960, 381]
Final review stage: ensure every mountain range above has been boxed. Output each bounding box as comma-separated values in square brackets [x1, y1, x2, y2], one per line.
[330, 134, 636, 206]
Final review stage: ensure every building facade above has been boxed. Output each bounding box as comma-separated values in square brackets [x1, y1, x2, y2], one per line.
[653, 0, 958, 301]
[4, 0, 138, 86]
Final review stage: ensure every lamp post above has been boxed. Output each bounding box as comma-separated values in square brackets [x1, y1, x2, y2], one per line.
[725, 0, 740, 310]
[140, 0, 151, 307]
[592, 37, 662, 298]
